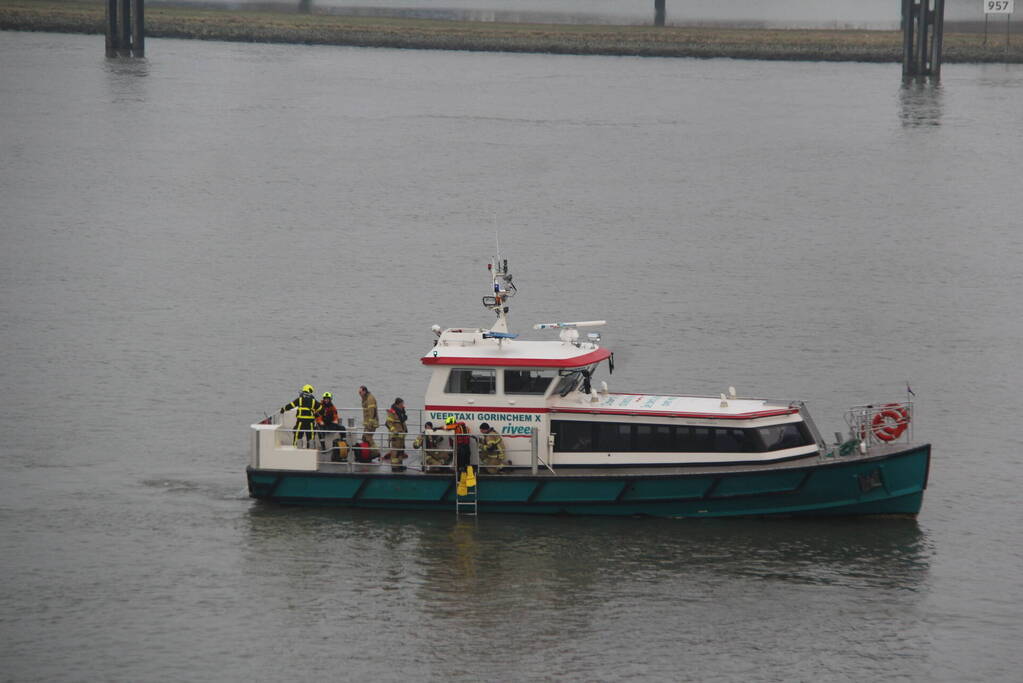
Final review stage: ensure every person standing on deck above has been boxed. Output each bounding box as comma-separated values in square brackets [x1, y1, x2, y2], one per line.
[444, 415, 472, 473]
[385, 397, 409, 472]
[358, 385, 379, 458]
[280, 384, 321, 447]
[478, 423, 508, 474]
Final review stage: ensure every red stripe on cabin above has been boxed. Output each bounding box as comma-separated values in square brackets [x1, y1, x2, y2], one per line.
[425, 405, 549, 413]
[552, 407, 799, 420]
[423, 404, 797, 419]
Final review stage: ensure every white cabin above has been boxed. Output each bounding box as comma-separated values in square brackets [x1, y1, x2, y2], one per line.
[420, 324, 820, 470]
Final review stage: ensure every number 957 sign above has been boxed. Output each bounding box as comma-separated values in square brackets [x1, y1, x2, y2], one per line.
[986, 0, 1014, 14]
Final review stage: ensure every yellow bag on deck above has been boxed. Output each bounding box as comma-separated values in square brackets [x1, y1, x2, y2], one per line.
[332, 439, 349, 462]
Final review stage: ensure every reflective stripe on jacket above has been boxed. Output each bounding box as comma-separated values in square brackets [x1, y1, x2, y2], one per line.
[283, 394, 322, 422]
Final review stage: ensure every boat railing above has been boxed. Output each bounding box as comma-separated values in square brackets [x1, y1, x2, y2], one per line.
[790, 400, 827, 450]
[255, 413, 544, 472]
[260, 407, 427, 432]
[843, 401, 914, 449]
[312, 429, 458, 473]
[256, 421, 543, 476]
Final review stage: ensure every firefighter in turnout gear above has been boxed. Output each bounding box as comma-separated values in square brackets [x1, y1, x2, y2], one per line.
[414, 422, 450, 472]
[280, 384, 322, 447]
[478, 423, 508, 474]
[384, 397, 409, 472]
[358, 385, 379, 458]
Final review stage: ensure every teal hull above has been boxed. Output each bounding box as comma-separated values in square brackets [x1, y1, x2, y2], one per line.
[246, 444, 930, 518]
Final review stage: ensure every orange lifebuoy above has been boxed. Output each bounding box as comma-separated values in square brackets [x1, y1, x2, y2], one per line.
[871, 403, 909, 441]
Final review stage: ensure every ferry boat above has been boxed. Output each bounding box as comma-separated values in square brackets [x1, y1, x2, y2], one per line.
[247, 256, 930, 517]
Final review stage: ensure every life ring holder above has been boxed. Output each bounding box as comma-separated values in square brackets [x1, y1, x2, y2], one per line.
[871, 403, 910, 442]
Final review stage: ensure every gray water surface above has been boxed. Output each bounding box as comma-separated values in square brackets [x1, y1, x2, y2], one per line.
[1, 31, 1022, 681]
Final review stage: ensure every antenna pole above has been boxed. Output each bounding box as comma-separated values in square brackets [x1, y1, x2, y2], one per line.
[494, 216, 501, 262]
[485, 254, 515, 334]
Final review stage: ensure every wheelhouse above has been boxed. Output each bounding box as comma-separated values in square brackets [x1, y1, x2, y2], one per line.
[421, 325, 821, 469]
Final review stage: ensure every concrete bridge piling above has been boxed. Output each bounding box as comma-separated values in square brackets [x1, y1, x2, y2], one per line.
[902, 0, 945, 77]
[105, 0, 144, 57]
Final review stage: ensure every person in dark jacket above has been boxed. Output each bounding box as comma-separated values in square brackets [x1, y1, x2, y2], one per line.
[280, 384, 322, 447]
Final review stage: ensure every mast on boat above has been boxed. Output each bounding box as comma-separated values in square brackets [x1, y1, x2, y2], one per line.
[484, 254, 517, 334]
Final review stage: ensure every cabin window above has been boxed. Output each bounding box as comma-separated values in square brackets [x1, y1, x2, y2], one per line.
[553, 371, 581, 397]
[555, 420, 593, 451]
[551, 420, 814, 454]
[756, 423, 814, 450]
[675, 426, 713, 452]
[504, 369, 557, 395]
[597, 423, 632, 451]
[650, 424, 674, 451]
[713, 427, 757, 453]
[632, 424, 674, 452]
[444, 368, 496, 394]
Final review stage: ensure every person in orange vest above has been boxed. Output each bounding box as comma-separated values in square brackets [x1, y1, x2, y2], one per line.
[444, 415, 472, 473]
[317, 391, 339, 427]
[316, 391, 347, 457]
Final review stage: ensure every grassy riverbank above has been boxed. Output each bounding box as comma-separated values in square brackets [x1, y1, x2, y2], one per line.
[3, 0, 1022, 62]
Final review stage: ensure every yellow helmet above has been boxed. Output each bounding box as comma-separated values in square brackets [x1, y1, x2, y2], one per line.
[323, 391, 332, 399]
[302, 384, 314, 394]
[445, 416, 456, 426]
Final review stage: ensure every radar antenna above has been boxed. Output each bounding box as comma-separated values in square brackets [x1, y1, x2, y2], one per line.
[533, 320, 606, 345]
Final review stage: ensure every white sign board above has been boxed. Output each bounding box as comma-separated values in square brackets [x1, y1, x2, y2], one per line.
[985, 0, 1014, 14]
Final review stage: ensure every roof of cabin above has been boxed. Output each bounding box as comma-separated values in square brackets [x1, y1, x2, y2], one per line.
[550, 393, 798, 420]
[422, 334, 611, 368]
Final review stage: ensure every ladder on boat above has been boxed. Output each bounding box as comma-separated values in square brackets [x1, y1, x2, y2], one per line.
[455, 466, 478, 516]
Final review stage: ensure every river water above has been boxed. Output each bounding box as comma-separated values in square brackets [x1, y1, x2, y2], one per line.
[2, 31, 1022, 681]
